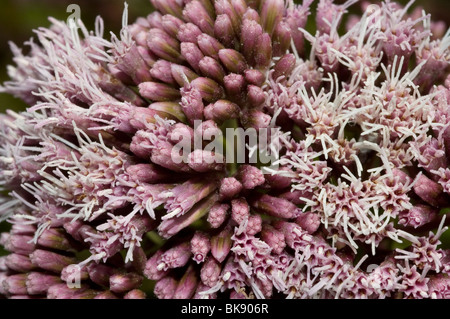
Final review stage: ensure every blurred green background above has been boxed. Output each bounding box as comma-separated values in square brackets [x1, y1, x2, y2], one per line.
[0, 0, 448, 113]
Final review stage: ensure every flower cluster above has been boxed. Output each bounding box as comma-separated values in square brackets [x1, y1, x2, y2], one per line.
[1, 0, 450, 299]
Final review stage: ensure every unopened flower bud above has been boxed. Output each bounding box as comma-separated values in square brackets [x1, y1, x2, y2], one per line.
[246, 214, 262, 235]
[214, 14, 236, 48]
[183, 1, 215, 35]
[204, 99, 240, 123]
[200, 257, 222, 287]
[181, 42, 204, 73]
[150, 60, 176, 85]
[124, 289, 147, 299]
[190, 77, 225, 102]
[260, 0, 284, 35]
[399, 204, 438, 229]
[231, 198, 250, 225]
[247, 85, 266, 108]
[191, 231, 211, 264]
[5, 274, 27, 295]
[244, 69, 265, 87]
[138, 81, 181, 102]
[237, 165, 265, 189]
[5, 254, 35, 272]
[207, 203, 230, 229]
[26, 272, 61, 295]
[219, 177, 243, 199]
[210, 226, 232, 263]
[240, 109, 271, 129]
[147, 28, 183, 63]
[154, 276, 178, 299]
[161, 14, 184, 38]
[29, 250, 76, 274]
[199, 56, 226, 84]
[150, 0, 184, 19]
[414, 174, 445, 207]
[261, 224, 286, 254]
[218, 49, 248, 74]
[252, 194, 301, 219]
[37, 228, 73, 252]
[109, 273, 143, 294]
[158, 242, 192, 271]
[173, 264, 198, 299]
[295, 212, 321, 234]
[177, 22, 203, 43]
[144, 250, 169, 281]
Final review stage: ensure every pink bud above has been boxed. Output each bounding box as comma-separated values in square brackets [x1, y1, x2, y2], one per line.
[237, 165, 265, 189]
[223, 73, 246, 100]
[158, 242, 192, 271]
[207, 203, 230, 228]
[240, 19, 263, 65]
[244, 69, 265, 87]
[211, 226, 232, 263]
[147, 28, 183, 63]
[214, 14, 236, 48]
[37, 228, 73, 251]
[30, 250, 76, 274]
[126, 163, 172, 184]
[138, 81, 181, 102]
[219, 177, 243, 199]
[190, 77, 225, 102]
[124, 289, 147, 299]
[199, 56, 226, 84]
[5, 274, 27, 295]
[183, 1, 215, 35]
[150, 60, 176, 85]
[144, 250, 170, 281]
[218, 49, 248, 74]
[295, 212, 321, 234]
[26, 272, 61, 295]
[173, 264, 198, 299]
[1, 234, 35, 255]
[161, 14, 184, 38]
[264, 167, 294, 189]
[247, 85, 266, 108]
[215, 0, 242, 33]
[398, 204, 438, 229]
[197, 34, 226, 60]
[87, 263, 119, 287]
[109, 273, 143, 294]
[273, 21, 292, 57]
[231, 198, 250, 225]
[261, 224, 286, 254]
[204, 99, 240, 123]
[180, 86, 205, 124]
[254, 32, 272, 69]
[5, 254, 35, 272]
[181, 42, 204, 73]
[200, 257, 222, 287]
[273, 53, 297, 80]
[154, 276, 178, 299]
[260, 0, 284, 35]
[246, 214, 262, 235]
[191, 231, 211, 264]
[177, 22, 203, 43]
[414, 174, 445, 207]
[252, 194, 301, 219]
[240, 109, 271, 129]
